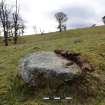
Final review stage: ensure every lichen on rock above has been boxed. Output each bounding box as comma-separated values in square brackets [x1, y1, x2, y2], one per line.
[18, 51, 82, 88]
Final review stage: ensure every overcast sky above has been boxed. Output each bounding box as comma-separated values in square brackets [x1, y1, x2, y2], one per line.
[7, 0, 105, 35]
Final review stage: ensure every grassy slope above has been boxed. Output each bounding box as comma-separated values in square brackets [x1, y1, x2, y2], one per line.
[0, 26, 105, 105]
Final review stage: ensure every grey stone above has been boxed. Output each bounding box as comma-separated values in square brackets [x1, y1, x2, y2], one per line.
[18, 52, 82, 88]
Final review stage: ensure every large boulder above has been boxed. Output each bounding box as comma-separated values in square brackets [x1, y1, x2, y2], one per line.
[18, 52, 82, 88]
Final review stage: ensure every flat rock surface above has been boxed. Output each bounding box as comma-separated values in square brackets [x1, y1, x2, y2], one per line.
[19, 52, 82, 87]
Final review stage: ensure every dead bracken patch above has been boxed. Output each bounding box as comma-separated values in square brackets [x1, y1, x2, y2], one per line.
[54, 49, 94, 73]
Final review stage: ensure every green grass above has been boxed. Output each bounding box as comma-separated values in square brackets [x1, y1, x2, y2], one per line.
[0, 26, 105, 105]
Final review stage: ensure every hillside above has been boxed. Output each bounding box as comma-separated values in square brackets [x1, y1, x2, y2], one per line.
[0, 26, 105, 105]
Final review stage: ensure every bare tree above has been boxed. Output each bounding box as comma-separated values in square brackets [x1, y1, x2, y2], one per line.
[12, 0, 18, 44]
[0, 0, 24, 45]
[102, 16, 105, 25]
[55, 12, 68, 32]
[18, 23, 25, 36]
[12, 0, 25, 44]
[33, 25, 37, 34]
[20, 23, 25, 36]
[0, 0, 10, 46]
[40, 28, 44, 35]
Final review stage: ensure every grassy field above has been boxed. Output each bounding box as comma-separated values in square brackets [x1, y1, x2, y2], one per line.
[0, 26, 105, 105]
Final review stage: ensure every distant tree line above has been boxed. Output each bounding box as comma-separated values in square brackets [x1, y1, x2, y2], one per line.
[0, 0, 25, 46]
